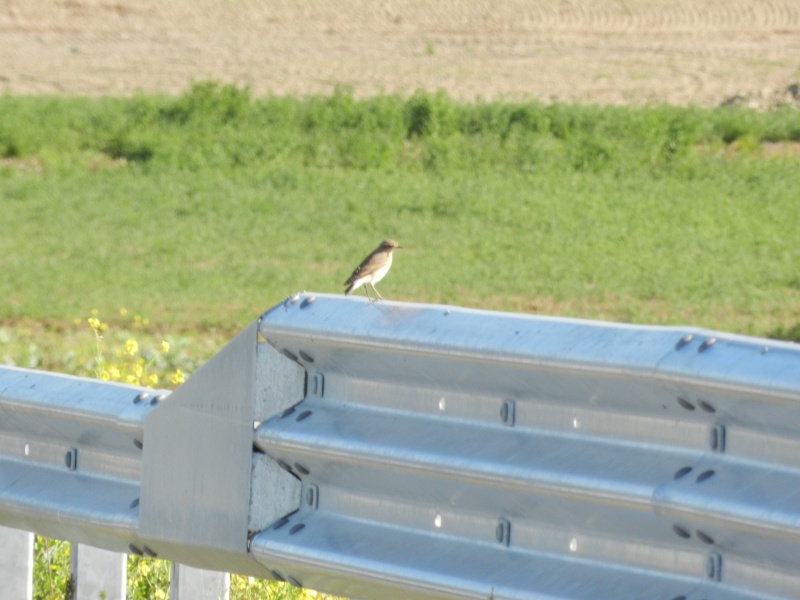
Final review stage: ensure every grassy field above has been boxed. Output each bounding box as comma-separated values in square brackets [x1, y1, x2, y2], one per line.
[2, 84, 800, 343]
[1, 82, 799, 598]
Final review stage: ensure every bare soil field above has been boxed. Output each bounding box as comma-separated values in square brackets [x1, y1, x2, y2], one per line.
[1, 0, 799, 105]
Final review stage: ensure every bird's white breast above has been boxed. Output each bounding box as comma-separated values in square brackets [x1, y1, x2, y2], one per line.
[370, 254, 392, 284]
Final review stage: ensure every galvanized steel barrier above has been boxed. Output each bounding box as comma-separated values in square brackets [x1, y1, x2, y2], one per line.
[2, 293, 799, 599]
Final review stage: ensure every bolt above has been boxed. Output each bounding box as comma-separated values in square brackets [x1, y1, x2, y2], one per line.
[710, 425, 726, 453]
[500, 400, 516, 426]
[698, 337, 717, 353]
[675, 334, 694, 350]
[706, 553, 722, 581]
[496, 518, 511, 546]
[65, 448, 78, 471]
[305, 485, 319, 509]
[309, 373, 324, 398]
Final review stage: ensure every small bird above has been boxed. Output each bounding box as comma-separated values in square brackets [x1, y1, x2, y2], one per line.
[344, 239, 401, 301]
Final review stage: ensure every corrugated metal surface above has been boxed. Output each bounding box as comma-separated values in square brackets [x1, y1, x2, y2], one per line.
[0, 365, 160, 551]
[1, 293, 799, 599]
[250, 294, 800, 600]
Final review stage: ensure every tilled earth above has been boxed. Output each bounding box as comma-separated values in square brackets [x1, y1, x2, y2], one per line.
[1, 0, 799, 106]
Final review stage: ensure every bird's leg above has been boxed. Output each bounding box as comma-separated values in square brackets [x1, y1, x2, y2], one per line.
[371, 284, 384, 301]
[364, 285, 374, 301]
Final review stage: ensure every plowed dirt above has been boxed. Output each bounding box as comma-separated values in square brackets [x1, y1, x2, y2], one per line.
[1, 0, 799, 104]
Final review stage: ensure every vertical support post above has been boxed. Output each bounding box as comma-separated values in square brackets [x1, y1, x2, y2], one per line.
[70, 543, 127, 600]
[0, 526, 33, 600]
[170, 563, 230, 600]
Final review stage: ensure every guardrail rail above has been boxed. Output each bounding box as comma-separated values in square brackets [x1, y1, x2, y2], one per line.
[1, 293, 799, 599]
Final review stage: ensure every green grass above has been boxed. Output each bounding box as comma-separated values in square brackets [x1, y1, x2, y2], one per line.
[1, 83, 799, 339]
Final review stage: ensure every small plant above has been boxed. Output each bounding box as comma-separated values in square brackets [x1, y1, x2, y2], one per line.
[85, 308, 186, 388]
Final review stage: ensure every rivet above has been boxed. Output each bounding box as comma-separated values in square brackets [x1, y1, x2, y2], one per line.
[496, 518, 511, 546]
[675, 334, 694, 350]
[710, 425, 726, 453]
[305, 485, 319, 509]
[128, 544, 143, 556]
[298, 350, 314, 363]
[133, 439, 143, 450]
[296, 410, 312, 422]
[444, 310, 451, 316]
[500, 400, 516, 426]
[300, 296, 316, 309]
[286, 575, 302, 587]
[129, 498, 140, 509]
[706, 553, 722, 581]
[698, 399, 716, 413]
[677, 397, 695, 411]
[698, 337, 717, 353]
[309, 373, 324, 398]
[289, 523, 305, 535]
[142, 546, 157, 557]
[282, 349, 298, 361]
[134, 392, 149, 404]
[697, 530, 715, 545]
[65, 448, 78, 471]
[294, 463, 310, 475]
[149, 397, 160, 406]
[270, 570, 285, 582]
[696, 469, 716, 483]
[672, 524, 691, 539]
[280, 406, 296, 419]
[272, 516, 290, 530]
[277, 460, 293, 473]
[673, 466, 693, 480]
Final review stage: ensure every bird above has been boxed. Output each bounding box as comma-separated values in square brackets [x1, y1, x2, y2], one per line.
[344, 239, 401, 301]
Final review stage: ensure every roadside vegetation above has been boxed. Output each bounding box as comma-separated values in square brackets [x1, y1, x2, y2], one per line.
[1, 83, 799, 340]
[1, 82, 798, 595]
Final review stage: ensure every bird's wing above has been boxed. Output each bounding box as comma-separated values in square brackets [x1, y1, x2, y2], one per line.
[344, 249, 380, 285]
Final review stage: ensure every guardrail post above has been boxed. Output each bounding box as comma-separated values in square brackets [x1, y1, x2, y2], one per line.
[70, 543, 126, 600]
[170, 563, 230, 600]
[0, 525, 33, 600]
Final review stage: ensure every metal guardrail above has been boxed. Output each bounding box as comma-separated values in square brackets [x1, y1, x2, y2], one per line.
[2, 293, 799, 599]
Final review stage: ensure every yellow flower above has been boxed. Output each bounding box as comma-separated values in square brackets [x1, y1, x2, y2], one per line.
[148, 374, 159, 386]
[100, 369, 111, 381]
[119, 307, 128, 316]
[133, 364, 143, 378]
[124, 338, 138, 356]
[126, 374, 139, 384]
[155, 589, 167, 600]
[159, 340, 170, 353]
[171, 369, 185, 385]
[139, 561, 150, 576]
[87, 317, 100, 331]
[90, 308, 99, 316]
